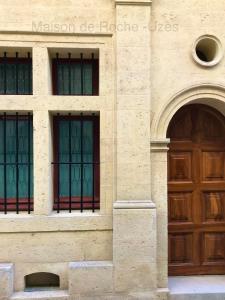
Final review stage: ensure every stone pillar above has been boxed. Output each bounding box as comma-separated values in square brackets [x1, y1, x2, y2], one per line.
[151, 139, 169, 298]
[114, 1, 156, 297]
[33, 110, 53, 215]
[32, 46, 52, 215]
[0, 264, 13, 299]
[115, 0, 152, 201]
[32, 46, 51, 95]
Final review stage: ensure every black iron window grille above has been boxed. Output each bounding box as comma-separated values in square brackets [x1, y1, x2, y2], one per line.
[0, 52, 32, 95]
[52, 53, 99, 96]
[52, 114, 100, 213]
[0, 113, 33, 214]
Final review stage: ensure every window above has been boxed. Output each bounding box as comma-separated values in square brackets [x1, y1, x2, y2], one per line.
[52, 53, 99, 95]
[0, 52, 32, 95]
[52, 114, 100, 212]
[0, 113, 33, 214]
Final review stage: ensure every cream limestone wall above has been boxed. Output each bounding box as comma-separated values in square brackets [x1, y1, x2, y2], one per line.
[1, 0, 225, 299]
[151, 0, 225, 131]
[0, 24, 115, 296]
[0, 0, 114, 34]
[151, 1, 225, 296]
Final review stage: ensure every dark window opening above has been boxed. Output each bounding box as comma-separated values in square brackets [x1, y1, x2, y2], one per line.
[52, 114, 100, 212]
[0, 113, 33, 214]
[52, 53, 99, 96]
[0, 52, 32, 95]
[25, 272, 60, 291]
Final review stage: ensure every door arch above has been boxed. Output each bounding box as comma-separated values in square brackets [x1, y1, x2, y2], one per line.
[167, 104, 225, 276]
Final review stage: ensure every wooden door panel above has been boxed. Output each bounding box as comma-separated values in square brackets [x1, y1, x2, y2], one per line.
[168, 192, 193, 224]
[168, 151, 193, 183]
[167, 104, 225, 275]
[201, 233, 225, 265]
[169, 233, 194, 265]
[202, 151, 225, 182]
[202, 192, 225, 222]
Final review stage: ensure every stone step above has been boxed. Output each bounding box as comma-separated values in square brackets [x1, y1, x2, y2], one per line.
[169, 275, 225, 300]
[170, 292, 225, 300]
[10, 290, 69, 300]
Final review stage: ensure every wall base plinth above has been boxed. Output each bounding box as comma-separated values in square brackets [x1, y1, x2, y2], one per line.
[0, 264, 14, 299]
[113, 200, 157, 295]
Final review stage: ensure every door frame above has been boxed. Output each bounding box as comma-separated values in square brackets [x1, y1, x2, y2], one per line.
[151, 84, 225, 289]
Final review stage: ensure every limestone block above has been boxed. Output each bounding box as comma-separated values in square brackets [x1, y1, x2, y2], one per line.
[0, 231, 112, 263]
[157, 288, 169, 300]
[114, 262, 156, 293]
[113, 202, 157, 293]
[116, 46, 150, 73]
[116, 5, 151, 48]
[117, 70, 150, 95]
[0, 264, 13, 299]
[117, 110, 150, 140]
[10, 290, 69, 300]
[117, 184, 151, 201]
[69, 261, 113, 295]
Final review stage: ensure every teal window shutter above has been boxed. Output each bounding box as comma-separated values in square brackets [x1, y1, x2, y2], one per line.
[53, 116, 100, 212]
[58, 120, 93, 198]
[0, 117, 33, 212]
[0, 59, 32, 95]
[53, 57, 99, 96]
[56, 63, 93, 95]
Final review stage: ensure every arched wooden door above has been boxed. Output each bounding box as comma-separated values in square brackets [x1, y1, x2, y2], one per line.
[167, 104, 225, 276]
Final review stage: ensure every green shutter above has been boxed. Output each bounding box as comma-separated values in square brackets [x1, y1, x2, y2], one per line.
[0, 119, 33, 199]
[0, 61, 32, 94]
[58, 120, 93, 198]
[57, 62, 93, 95]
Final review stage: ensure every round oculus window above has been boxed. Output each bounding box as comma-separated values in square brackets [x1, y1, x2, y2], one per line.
[192, 35, 223, 67]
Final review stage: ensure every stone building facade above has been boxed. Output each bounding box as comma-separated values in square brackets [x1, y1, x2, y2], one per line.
[0, 0, 225, 299]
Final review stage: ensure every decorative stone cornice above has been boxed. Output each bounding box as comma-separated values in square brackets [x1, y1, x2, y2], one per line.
[151, 139, 170, 152]
[115, 0, 152, 6]
[114, 200, 156, 209]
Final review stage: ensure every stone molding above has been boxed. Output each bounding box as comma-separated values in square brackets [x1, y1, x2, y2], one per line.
[115, 0, 152, 6]
[151, 83, 225, 139]
[114, 200, 156, 209]
[0, 214, 112, 233]
[0, 30, 113, 37]
[151, 139, 170, 153]
[70, 261, 113, 268]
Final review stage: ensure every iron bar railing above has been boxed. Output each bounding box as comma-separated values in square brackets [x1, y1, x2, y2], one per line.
[3, 112, 7, 214]
[0, 52, 32, 95]
[80, 53, 84, 95]
[52, 113, 100, 213]
[27, 112, 32, 214]
[52, 52, 99, 95]
[0, 113, 33, 214]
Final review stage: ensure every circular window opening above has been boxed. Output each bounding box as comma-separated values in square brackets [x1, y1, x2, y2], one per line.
[193, 36, 223, 67]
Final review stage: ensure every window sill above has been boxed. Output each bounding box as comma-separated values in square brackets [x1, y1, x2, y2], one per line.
[0, 212, 112, 233]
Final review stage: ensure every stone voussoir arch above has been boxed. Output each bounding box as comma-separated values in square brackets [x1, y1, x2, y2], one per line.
[151, 83, 225, 140]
